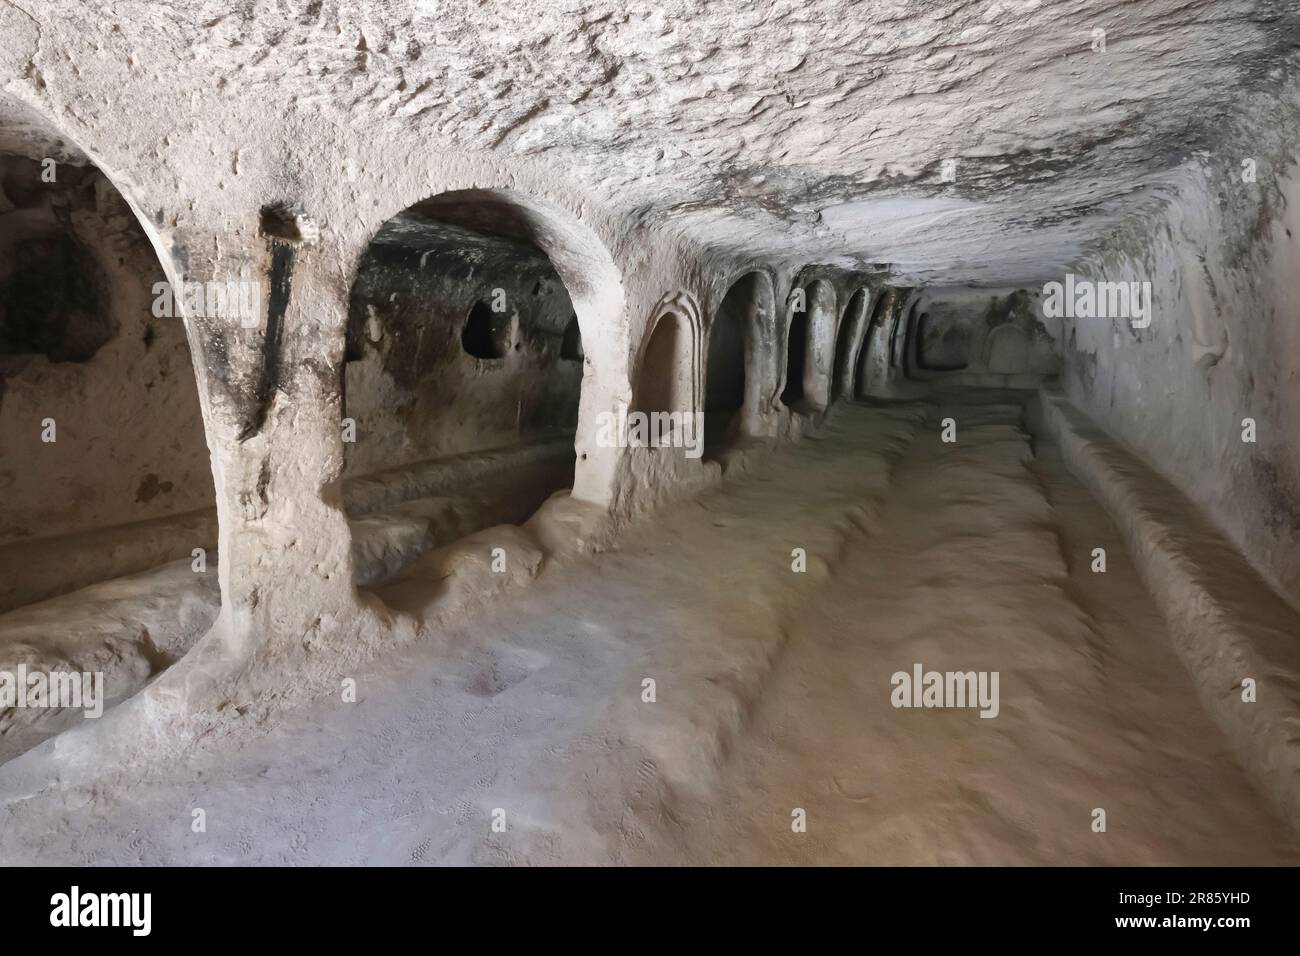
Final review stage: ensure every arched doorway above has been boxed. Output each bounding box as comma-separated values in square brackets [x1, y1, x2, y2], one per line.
[342, 191, 595, 587]
[0, 97, 219, 756]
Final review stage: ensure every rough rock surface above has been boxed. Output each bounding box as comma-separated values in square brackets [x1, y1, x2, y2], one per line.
[2, 1, 1300, 864]
[3, 401, 1295, 865]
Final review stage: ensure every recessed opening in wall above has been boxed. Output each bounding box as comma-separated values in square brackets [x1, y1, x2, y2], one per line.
[892, 298, 917, 369]
[634, 311, 691, 418]
[855, 289, 893, 397]
[561, 315, 583, 361]
[1, 232, 113, 363]
[781, 308, 808, 407]
[832, 288, 867, 400]
[916, 310, 971, 372]
[704, 278, 752, 452]
[462, 299, 510, 359]
[0, 99, 220, 760]
[342, 190, 588, 591]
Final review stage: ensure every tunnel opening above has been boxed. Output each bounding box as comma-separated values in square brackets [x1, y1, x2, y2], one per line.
[342, 192, 585, 588]
[1, 228, 113, 362]
[0, 106, 220, 760]
[461, 300, 511, 360]
[560, 315, 583, 362]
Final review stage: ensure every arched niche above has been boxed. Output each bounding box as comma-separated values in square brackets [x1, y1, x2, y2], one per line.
[783, 278, 836, 411]
[855, 288, 895, 398]
[705, 270, 776, 450]
[832, 287, 870, 401]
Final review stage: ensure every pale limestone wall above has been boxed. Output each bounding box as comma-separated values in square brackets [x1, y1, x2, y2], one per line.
[1061, 84, 1300, 605]
[0, 164, 213, 546]
[906, 288, 1059, 388]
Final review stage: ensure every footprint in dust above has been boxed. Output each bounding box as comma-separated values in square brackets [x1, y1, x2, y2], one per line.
[409, 837, 431, 864]
[831, 775, 874, 802]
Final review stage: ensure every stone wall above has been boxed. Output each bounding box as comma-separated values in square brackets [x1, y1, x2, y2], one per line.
[0, 159, 213, 546]
[1059, 81, 1300, 605]
[343, 216, 583, 478]
[907, 288, 1059, 388]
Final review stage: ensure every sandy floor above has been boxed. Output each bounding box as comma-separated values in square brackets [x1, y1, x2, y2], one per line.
[625, 400, 1299, 864]
[0, 400, 1294, 865]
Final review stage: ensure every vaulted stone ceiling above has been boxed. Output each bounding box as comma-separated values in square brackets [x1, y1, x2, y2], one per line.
[4, 0, 1298, 285]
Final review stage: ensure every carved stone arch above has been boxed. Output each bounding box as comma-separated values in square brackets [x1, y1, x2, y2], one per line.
[633, 290, 704, 417]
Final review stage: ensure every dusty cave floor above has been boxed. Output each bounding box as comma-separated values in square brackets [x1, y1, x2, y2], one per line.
[0, 399, 1296, 866]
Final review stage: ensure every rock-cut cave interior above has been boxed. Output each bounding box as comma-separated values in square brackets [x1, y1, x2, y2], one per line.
[2, 0, 1300, 871]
